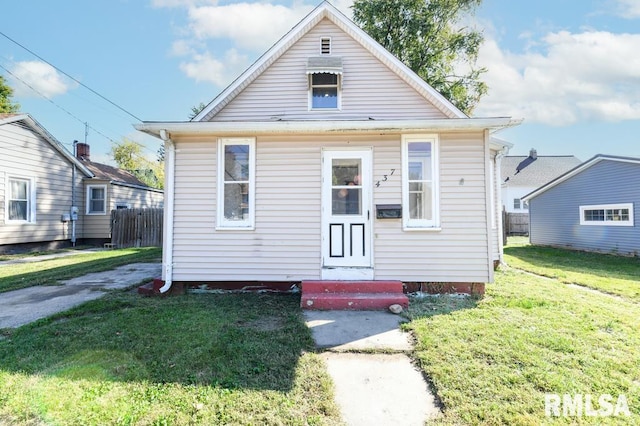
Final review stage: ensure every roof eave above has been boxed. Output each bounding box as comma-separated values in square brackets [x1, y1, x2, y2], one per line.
[522, 154, 640, 201]
[1, 114, 94, 177]
[136, 117, 521, 139]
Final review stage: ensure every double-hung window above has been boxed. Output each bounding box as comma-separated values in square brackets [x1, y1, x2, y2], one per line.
[402, 135, 439, 230]
[86, 185, 107, 215]
[217, 138, 255, 229]
[310, 73, 339, 109]
[7, 176, 36, 223]
[579, 203, 634, 226]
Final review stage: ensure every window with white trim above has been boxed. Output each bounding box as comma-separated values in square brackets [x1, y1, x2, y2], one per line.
[7, 176, 36, 222]
[310, 73, 340, 109]
[402, 135, 439, 229]
[86, 185, 107, 215]
[513, 198, 521, 209]
[217, 138, 255, 229]
[579, 203, 634, 226]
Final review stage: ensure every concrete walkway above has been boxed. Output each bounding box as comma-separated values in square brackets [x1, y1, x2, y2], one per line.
[0, 248, 104, 266]
[0, 263, 161, 329]
[304, 310, 441, 425]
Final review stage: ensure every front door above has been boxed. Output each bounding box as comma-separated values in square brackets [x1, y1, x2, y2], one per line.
[321, 149, 372, 271]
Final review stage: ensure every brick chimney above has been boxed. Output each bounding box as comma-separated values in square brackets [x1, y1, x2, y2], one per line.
[76, 142, 90, 161]
[529, 148, 537, 160]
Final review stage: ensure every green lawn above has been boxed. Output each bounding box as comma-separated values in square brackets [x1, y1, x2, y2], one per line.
[0, 292, 341, 425]
[405, 243, 640, 425]
[0, 247, 162, 293]
[504, 239, 640, 301]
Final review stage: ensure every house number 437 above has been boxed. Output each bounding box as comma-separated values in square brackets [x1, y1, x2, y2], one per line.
[375, 169, 395, 187]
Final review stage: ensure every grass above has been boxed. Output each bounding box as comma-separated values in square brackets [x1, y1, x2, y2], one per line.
[503, 238, 640, 301]
[0, 247, 162, 293]
[405, 256, 640, 424]
[0, 292, 342, 425]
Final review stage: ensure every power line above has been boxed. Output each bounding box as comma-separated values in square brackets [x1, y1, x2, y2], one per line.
[0, 30, 143, 122]
[0, 63, 119, 145]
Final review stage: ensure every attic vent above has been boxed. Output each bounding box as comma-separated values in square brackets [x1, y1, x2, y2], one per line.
[321, 37, 331, 55]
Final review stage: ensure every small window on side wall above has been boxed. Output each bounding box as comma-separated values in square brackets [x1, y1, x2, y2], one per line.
[513, 198, 521, 209]
[402, 135, 439, 230]
[217, 138, 255, 230]
[7, 176, 36, 222]
[579, 203, 634, 226]
[86, 185, 107, 215]
[310, 73, 340, 110]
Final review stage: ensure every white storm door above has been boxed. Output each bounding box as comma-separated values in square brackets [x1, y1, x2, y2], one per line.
[322, 149, 372, 268]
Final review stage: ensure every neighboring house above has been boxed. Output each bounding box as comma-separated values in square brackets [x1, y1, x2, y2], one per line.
[74, 143, 164, 242]
[0, 113, 163, 252]
[523, 155, 640, 256]
[502, 148, 582, 213]
[136, 2, 520, 295]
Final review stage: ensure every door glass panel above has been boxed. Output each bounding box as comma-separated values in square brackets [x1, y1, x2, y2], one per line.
[332, 159, 361, 215]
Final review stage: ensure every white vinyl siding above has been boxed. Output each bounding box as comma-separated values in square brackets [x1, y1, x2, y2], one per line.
[209, 19, 448, 121]
[0, 121, 85, 245]
[169, 132, 491, 283]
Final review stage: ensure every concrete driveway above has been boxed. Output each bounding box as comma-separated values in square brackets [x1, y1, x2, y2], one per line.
[0, 263, 161, 329]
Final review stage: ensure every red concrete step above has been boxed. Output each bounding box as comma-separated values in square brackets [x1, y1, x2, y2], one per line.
[301, 292, 409, 310]
[137, 277, 164, 296]
[301, 280, 404, 294]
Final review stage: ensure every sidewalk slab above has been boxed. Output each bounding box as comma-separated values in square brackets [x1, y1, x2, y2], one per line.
[0, 248, 104, 266]
[303, 310, 412, 351]
[322, 352, 441, 426]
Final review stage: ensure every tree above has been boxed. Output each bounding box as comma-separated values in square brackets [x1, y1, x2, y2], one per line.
[352, 0, 487, 115]
[189, 102, 207, 120]
[111, 139, 164, 189]
[0, 75, 20, 113]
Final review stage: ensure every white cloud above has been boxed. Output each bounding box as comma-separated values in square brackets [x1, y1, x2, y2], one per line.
[179, 48, 249, 86]
[187, 2, 313, 51]
[614, 0, 640, 18]
[475, 30, 640, 125]
[10, 61, 75, 98]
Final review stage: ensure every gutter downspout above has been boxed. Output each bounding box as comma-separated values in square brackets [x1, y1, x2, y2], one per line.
[71, 140, 77, 247]
[159, 130, 175, 294]
[495, 145, 510, 263]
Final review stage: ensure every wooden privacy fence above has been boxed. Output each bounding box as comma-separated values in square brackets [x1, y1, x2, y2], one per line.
[111, 208, 163, 248]
[503, 211, 529, 236]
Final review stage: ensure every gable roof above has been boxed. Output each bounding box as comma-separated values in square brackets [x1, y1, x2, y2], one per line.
[194, 1, 467, 122]
[78, 158, 160, 191]
[502, 154, 582, 187]
[0, 113, 94, 177]
[523, 154, 640, 201]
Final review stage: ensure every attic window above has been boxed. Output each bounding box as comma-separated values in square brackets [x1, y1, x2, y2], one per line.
[321, 37, 331, 54]
[306, 57, 343, 110]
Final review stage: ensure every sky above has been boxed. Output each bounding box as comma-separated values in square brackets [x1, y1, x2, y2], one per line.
[1, 0, 639, 165]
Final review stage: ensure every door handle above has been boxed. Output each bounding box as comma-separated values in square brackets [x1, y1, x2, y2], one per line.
[367, 210, 370, 220]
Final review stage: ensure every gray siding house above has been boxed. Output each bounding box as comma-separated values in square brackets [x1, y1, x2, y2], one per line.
[0, 113, 163, 252]
[136, 2, 520, 295]
[523, 155, 640, 256]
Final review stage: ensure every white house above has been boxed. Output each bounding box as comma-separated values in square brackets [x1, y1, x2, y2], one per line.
[136, 2, 520, 300]
[0, 113, 163, 252]
[502, 149, 581, 214]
